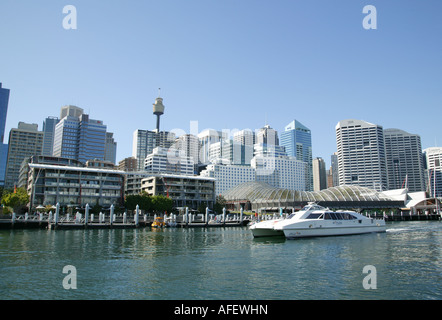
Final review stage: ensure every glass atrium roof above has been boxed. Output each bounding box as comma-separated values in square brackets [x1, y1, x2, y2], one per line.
[222, 181, 393, 203]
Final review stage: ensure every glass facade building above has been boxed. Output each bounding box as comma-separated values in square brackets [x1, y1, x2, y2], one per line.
[0, 83, 10, 186]
[280, 120, 313, 191]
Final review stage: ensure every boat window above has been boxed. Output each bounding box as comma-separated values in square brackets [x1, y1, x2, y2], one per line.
[335, 212, 343, 220]
[324, 212, 332, 220]
[305, 213, 323, 219]
[329, 212, 338, 220]
[287, 213, 296, 219]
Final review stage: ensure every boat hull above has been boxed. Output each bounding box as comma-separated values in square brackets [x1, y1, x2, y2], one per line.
[283, 224, 386, 239]
[249, 219, 285, 238]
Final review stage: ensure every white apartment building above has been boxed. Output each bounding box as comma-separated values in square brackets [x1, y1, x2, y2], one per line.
[251, 155, 306, 191]
[200, 163, 256, 196]
[144, 147, 194, 175]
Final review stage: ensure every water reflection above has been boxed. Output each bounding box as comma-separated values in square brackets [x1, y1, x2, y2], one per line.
[0, 221, 441, 299]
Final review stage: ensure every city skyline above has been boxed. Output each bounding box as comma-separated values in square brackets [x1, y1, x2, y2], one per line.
[1, 1, 442, 168]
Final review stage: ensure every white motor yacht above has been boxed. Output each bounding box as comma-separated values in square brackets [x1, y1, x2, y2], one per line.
[274, 204, 386, 239]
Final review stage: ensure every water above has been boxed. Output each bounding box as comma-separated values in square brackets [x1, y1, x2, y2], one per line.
[0, 221, 441, 300]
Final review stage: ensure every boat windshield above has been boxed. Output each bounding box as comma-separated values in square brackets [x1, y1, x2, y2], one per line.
[323, 212, 358, 220]
[305, 213, 323, 219]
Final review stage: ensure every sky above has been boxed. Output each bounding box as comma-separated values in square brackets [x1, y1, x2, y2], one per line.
[1, 0, 442, 168]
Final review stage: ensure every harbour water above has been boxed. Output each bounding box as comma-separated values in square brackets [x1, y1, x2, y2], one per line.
[0, 221, 441, 300]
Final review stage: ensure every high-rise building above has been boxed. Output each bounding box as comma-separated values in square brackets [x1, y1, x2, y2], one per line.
[173, 134, 200, 167]
[198, 129, 228, 165]
[330, 152, 339, 187]
[423, 147, 442, 198]
[53, 105, 115, 164]
[118, 156, 138, 172]
[4, 122, 43, 188]
[0, 83, 10, 144]
[132, 129, 176, 171]
[233, 129, 256, 148]
[144, 147, 194, 175]
[280, 120, 313, 191]
[336, 119, 387, 191]
[0, 83, 10, 187]
[384, 128, 425, 192]
[42, 116, 60, 156]
[256, 125, 279, 146]
[104, 132, 117, 164]
[209, 140, 253, 166]
[312, 157, 327, 191]
[200, 163, 256, 196]
[251, 155, 306, 191]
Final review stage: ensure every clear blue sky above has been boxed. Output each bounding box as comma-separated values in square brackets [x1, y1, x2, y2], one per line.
[1, 0, 442, 167]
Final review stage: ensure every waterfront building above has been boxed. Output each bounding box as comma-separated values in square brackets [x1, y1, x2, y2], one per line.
[0, 83, 10, 187]
[4, 122, 43, 189]
[140, 174, 216, 210]
[384, 128, 425, 192]
[132, 129, 176, 171]
[251, 155, 306, 191]
[144, 147, 194, 175]
[24, 155, 124, 209]
[336, 119, 387, 191]
[280, 120, 313, 191]
[312, 157, 327, 191]
[197, 129, 228, 165]
[423, 147, 442, 198]
[42, 116, 60, 156]
[200, 162, 256, 196]
[53, 105, 116, 164]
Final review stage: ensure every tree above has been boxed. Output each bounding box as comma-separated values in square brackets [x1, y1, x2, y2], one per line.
[151, 195, 173, 214]
[124, 191, 152, 212]
[214, 195, 226, 215]
[1, 187, 30, 213]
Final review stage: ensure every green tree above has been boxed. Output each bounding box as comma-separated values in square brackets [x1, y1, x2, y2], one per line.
[1, 187, 30, 213]
[151, 195, 173, 214]
[124, 191, 152, 212]
[214, 195, 226, 215]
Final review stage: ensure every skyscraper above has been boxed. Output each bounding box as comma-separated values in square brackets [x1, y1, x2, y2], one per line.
[0, 83, 10, 187]
[336, 119, 387, 191]
[53, 105, 116, 164]
[384, 128, 425, 192]
[132, 129, 176, 171]
[198, 129, 228, 165]
[280, 120, 313, 191]
[4, 122, 43, 189]
[423, 147, 442, 198]
[42, 116, 60, 156]
[312, 157, 327, 191]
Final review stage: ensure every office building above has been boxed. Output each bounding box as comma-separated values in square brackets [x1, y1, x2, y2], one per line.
[209, 140, 254, 165]
[104, 132, 117, 164]
[132, 129, 176, 171]
[0, 83, 10, 187]
[384, 128, 425, 192]
[53, 105, 116, 164]
[233, 129, 256, 148]
[4, 122, 43, 188]
[280, 120, 313, 191]
[198, 129, 228, 165]
[173, 134, 200, 170]
[336, 119, 387, 191]
[42, 116, 60, 156]
[312, 157, 327, 191]
[423, 147, 442, 198]
[256, 125, 279, 146]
